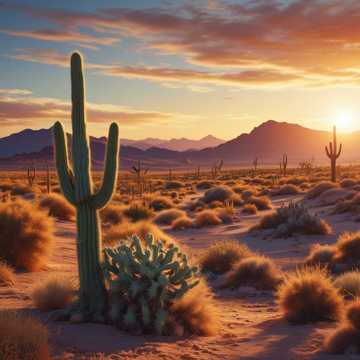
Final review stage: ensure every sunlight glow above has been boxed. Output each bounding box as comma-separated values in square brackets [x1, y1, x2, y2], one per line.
[335, 111, 353, 132]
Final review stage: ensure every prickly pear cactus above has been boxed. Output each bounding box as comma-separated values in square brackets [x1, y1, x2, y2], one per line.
[102, 234, 199, 335]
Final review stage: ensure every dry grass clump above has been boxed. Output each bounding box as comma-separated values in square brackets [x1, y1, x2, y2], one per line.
[336, 231, 360, 266]
[306, 181, 338, 199]
[10, 182, 39, 196]
[100, 203, 124, 225]
[273, 184, 301, 196]
[165, 181, 183, 190]
[0, 310, 50, 359]
[199, 240, 252, 274]
[196, 180, 214, 190]
[123, 202, 154, 222]
[305, 244, 337, 268]
[0, 199, 54, 271]
[0, 262, 15, 286]
[202, 185, 238, 204]
[170, 280, 219, 336]
[148, 196, 174, 211]
[245, 195, 272, 210]
[171, 215, 194, 230]
[253, 202, 331, 237]
[104, 221, 176, 247]
[334, 271, 360, 299]
[242, 203, 257, 215]
[215, 206, 234, 224]
[340, 178, 357, 188]
[324, 299, 360, 354]
[38, 193, 75, 221]
[220, 256, 282, 290]
[154, 209, 186, 225]
[333, 192, 360, 214]
[277, 267, 343, 323]
[194, 209, 222, 227]
[32, 274, 76, 311]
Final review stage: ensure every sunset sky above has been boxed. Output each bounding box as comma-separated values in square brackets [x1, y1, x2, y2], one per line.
[1, 0, 360, 139]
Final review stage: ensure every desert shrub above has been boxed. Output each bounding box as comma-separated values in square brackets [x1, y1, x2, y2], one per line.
[340, 178, 357, 188]
[202, 185, 236, 204]
[0, 199, 54, 271]
[100, 203, 124, 225]
[154, 209, 186, 225]
[104, 221, 176, 247]
[32, 275, 76, 311]
[215, 206, 234, 224]
[194, 209, 222, 227]
[220, 256, 282, 290]
[273, 184, 301, 196]
[10, 183, 39, 196]
[165, 181, 183, 190]
[199, 240, 252, 274]
[333, 193, 360, 214]
[123, 202, 154, 222]
[306, 181, 338, 199]
[169, 279, 219, 336]
[148, 196, 174, 211]
[38, 192, 75, 221]
[283, 176, 308, 186]
[245, 195, 272, 210]
[334, 271, 360, 299]
[277, 268, 343, 323]
[196, 181, 214, 190]
[103, 234, 217, 336]
[242, 203, 257, 215]
[305, 244, 337, 268]
[0, 262, 14, 286]
[253, 202, 331, 237]
[171, 215, 194, 230]
[0, 310, 50, 359]
[336, 231, 360, 265]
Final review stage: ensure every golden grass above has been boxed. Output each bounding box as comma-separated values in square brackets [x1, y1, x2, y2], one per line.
[32, 274, 76, 311]
[0, 199, 54, 271]
[242, 203, 257, 215]
[0, 310, 50, 360]
[277, 267, 343, 323]
[0, 262, 15, 286]
[38, 192, 75, 221]
[171, 215, 194, 230]
[154, 209, 186, 225]
[194, 209, 222, 227]
[100, 203, 125, 225]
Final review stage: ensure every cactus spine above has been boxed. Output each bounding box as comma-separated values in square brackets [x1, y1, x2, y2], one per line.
[53, 52, 119, 322]
[325, 125, 342, 182]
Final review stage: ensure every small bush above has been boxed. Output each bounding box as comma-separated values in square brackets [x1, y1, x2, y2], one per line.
[253, 202, 331, 237]
[220, 256, 282, 290]
[199, 240, 252, 274]
[273, 184, 301, 196]
[215, 207, 234, 224]
[334, 271, 360, 299]
[324, 325, 359, 354]
[202, 185, 235, 203]
[336, 231, 360, 264]
[333, 193, 360, 214]
[194, 209, 222, 227]
[171, 216, 194, 230]
[0, 262, 14, 286]
[306, 181, 338, 199]
[245, 195, 272, 210]
[148, 196, 174, 211]
[32, 275, 76, 311]
[0, 311, 50, 359]
[0, 199, 54, 271]
[123, 202, 154, 222]
[196, 181, 214, 190]
[277, 268, 343, 323]
[100, 203, 124, 225]
[305, 244, 337, 268]
[38, 193, 75, 221]
[340, 178, 357, 188]
[154, 209, 186, 225]
[242, 203, 257, 215]
[165, 181, 183, 190]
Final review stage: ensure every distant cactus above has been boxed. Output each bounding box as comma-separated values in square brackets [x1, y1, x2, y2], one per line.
[211, 159, 223, 179]
[130, 160, 148, 197]
[45, 163, 51, 193]
[252, 157, 258, 177]
[168, 169, 173, 181]
[103, 234, 199, 335]
[325, 126, 342, 182]
[195, 165, 201, 179]
[279, 154, 288, 177]
[53, 52, 119, 322]
[27, 165, 36, 187]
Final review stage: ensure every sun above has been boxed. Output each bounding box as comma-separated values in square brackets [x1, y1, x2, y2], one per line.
[335, 111, 352, 132]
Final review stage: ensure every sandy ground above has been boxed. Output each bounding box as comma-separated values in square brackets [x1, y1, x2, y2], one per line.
[0, 194, 357, 359]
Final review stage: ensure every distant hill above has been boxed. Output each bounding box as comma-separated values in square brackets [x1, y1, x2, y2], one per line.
[0, 120, 359, 169]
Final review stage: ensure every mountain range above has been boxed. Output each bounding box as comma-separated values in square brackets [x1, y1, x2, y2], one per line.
[0, 120, 359, 169]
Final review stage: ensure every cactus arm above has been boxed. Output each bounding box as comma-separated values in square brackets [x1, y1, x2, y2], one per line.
[325, 145, 330, 158]
[91, 122, 120, 209]
[53, 121, 76, 205]
[336, 143, 342, 158]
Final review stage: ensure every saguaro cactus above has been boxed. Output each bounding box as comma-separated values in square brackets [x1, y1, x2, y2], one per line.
[53, 52, 119, 322]
[27, 165, 36, 186]
[279, 153, 288, 177]
[325, 125, 342, 182]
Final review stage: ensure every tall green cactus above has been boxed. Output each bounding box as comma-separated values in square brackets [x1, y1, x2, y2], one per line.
[53, 52, 120, 322]
[325, 125, 342, 182]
